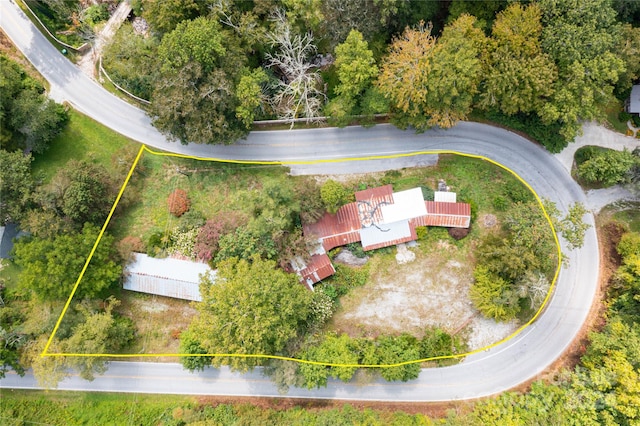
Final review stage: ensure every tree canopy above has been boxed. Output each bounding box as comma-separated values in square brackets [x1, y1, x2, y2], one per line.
[13, 224, 122, 301]
[150, 17, 248, 144]
[185, 256, 313, 372]
[0, 149, 33, 225]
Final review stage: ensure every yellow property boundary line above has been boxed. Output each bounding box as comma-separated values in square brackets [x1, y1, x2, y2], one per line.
[42, 145, 562, 370]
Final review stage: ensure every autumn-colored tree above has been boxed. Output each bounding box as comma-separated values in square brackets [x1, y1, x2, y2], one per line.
[378, 16, 485, 131]
[377, 21, 437, 131]
[167, 188, 190, 217]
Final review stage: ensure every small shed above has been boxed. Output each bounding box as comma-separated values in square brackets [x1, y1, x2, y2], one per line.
[123, 253, 214, 301]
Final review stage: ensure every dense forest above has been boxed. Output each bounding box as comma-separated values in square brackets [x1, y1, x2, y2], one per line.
[86, 0, 640, 151]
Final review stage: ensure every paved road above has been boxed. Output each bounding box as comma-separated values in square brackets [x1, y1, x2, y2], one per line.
[0, 1, 599, 401]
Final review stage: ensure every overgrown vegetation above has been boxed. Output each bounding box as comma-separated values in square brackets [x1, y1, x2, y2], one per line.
[98, 0, 639, 145]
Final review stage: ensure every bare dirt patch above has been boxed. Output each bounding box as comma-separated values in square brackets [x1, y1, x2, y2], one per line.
[331, 250, 475, 338]
[330, 243, 515, 348]
[116, 293, 197, 361]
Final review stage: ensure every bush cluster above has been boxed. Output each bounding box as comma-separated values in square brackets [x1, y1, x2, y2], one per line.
[167, 188, 191, 217]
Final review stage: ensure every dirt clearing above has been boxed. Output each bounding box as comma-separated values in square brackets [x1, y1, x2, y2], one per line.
[329, 242, 518, 348]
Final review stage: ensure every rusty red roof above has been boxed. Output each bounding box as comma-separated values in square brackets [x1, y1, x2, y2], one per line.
[297, 253, 335, 287]
[355, 184, 394, 226]
[297, 186, 471, 286]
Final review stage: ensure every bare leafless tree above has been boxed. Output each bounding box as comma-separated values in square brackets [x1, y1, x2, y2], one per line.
[266, 9, 325, 125]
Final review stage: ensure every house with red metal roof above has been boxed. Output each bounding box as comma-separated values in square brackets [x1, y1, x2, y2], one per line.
[296, 184, 471, 287]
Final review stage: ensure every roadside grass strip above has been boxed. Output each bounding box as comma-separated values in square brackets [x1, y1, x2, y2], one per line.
[42, 146, 562, 370]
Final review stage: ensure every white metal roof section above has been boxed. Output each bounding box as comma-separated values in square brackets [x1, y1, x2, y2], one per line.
[360, 219, 412, 249]
[123, 253, 213, 301]
[434, 191, 457, 203]
[630, 85, 640, 114]
[380, 188, 427, 224]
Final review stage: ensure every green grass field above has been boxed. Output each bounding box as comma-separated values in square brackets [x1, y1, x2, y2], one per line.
[31, 109, 138, 182]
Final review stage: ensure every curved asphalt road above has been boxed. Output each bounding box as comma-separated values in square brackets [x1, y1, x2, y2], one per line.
[0, 1, 599, 402]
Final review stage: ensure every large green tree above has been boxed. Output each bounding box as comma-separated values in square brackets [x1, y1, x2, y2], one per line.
[139, 0, 206, 35]
[0, 149, 33, 225]
[538, 0, 625, 140]
[186, 256, 313, 372]
[479, 3, 557, 116]
[0, 55, 67, 153]
[13, 224, 122, 301]
[150, 17, 248, 144]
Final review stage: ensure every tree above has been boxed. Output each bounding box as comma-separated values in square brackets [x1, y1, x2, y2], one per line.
[377, 21, 437, 131]
[295, 178, 325, 224]
[266, 10, 325, 123]
[140, 0, 206, 35]
[0, 149, 33, 225]
[378, 17, 485, 130]
[558, 203, 591, 250]
[368, 334, 421, 382]
[0, 55, 67, 153]
[58, 161, 114, 226]
[235, 68, 268, 127]
[0, 285, 27, 379]
[577, 148, 637, 186]
[61, 298, 135, 381]
[538, 0, 625, 140]
[470, 266, 521, 321]
[615, 24, 640, 97]
[13, 224, 122, 301]
[334, 30, 378, 100]
[479, 3, 557, 116]
[447, 0, 506, 30]
[320, 179, 352, 214]
[102, 23, 159, 100]
[186, 257, 313, 372]
[318, 0, 389, 48]
[299, 333, 359, 388]
[424, 14, 486, 129]
[9, 90, 68, 154]
[326, 30, 379, 125]
[151, 17, 248, 144]
[179, 328, 213, 372]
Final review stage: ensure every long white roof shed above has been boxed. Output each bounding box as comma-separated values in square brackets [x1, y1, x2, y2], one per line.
[123, 253, 214, 301]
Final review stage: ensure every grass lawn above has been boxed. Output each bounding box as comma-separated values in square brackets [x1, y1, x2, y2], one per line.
[110, 154, 289, 240]
[613, 203, 640, 233]
[604, 99, 630, 134]
[31, 109, 139, 182]
[0, 389, 195, 425]
[0, 259, 22, 292]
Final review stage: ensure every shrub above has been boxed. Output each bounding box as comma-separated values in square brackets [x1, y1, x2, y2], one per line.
[493, 196, 508, 211]
[448, 227, 470, 240]
[484, 110, 568, 153]
[320, 180, 352, 214]
[505, 180, 533, 203]
[577, 148, 637, 186]
[420, 186, 434, 201]
[167, 189, 191, 217]
[470, 265, 520, 321]
[116, 236, 144, 261]
[415, 226, 428, 240]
